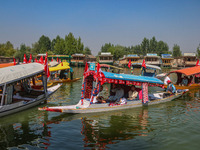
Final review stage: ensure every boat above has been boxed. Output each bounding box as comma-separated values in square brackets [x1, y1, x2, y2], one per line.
[160, 66, 200, 90]
[49, 62, 80, 83]
[0, 63, 61, 117]
[39, 63, 188, 114]
[131, 62, 161, 77]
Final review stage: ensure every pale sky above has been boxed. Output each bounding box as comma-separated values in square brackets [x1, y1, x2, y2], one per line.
[0, 0, 200, 55]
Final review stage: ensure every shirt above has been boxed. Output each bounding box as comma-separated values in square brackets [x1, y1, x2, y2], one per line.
[164, 76, 170, 85]
[111, 88, 124, 100]
[166, 84, 176, 93]
[128, 90, 138, 99]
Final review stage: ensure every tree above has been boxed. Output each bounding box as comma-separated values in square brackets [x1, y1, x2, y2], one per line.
[156, 41, 169, 56]
[65, 32, 77, 55]
[54, 36, 65, 54]
[196, 43, 200, 58]
[38, 35, 51, 53]
[77, 37, 84, 53]
[101, 43, 112, 52]
[140, 38, 149, 56]
[149, 36, 157, 53]
[172, 44, 182, 57]
[0, 41, 16, 57]
[84, 47, 92, 55]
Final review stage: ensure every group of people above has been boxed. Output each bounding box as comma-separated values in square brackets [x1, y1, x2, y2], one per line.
[92, 84, 142, 104]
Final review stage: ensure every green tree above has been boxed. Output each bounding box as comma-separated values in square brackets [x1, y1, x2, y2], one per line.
[77, 37, 84, 53]
[156, 41, 169, 56]
[38, 35, 51, 53]
[65, 32, 77, 55]
[54, 36, 65, 54]
[196, 43, 200, 58]
[140, 38, 149, 56]
[149, 36, 157, 53]
[0, 41, 16, 57]
[84, 46, 92, 55]
[101, 43, 112, 52]
[172, 44, 182, 57]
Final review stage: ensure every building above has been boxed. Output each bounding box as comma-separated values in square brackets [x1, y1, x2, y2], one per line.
[119, 54, 141, 67]
[48, 55, 72, 63]
[98, 52, 113, 65]
[144, 53, 161, 66]
[71, 54, 86, 66]
[85, 55, 96, 63]
[161, 54, 173, 68]
[182, 53, 197, 67]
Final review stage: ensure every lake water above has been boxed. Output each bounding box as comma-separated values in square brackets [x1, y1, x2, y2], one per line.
[0, 67, 200, 150]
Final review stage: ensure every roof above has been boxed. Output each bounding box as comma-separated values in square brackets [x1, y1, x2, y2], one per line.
[169, 66, 200, 76]
[49, 62, 70, 72]
[132, 63, 161, 70]
[49, 61, 58, 67]
[48, 55, 71, 58]
[102, 71, 163, 84]
[0, 63, 44, 85]
[87, 55, 96, 59]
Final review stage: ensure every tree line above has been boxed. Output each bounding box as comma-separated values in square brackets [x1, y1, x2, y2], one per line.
[99, 36, 190, 60]
[0, 32, 92, 61]
[1, 34, 200, 61]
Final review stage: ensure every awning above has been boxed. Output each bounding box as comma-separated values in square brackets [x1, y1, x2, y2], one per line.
[49, 62, 70, 72]
[102, 71, 163, 84]
[0, 63, 44, 85]
[169, 66, 200, 76]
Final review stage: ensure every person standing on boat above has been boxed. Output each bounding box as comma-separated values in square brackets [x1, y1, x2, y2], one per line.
[164, 74, 171, 85]
[70, 67, 74, 80]
[166, 80, 176, 94]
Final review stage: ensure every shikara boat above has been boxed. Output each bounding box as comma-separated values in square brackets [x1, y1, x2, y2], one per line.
[159, 66, 200, 90]
[49, 62, 80, 83]
[0, 63, 61, 117]
[0, 62, 15, 68]
[39, 63, 188, 114]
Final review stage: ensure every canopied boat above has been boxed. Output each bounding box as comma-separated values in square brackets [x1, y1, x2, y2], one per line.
[162, 66, 200, 90]
[49, 62, 80, 83]
[0, 63, 61, 117]
[39, 63, 188, 114]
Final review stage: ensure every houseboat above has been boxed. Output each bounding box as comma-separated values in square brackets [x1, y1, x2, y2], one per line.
[182, 53, 197, 67]
[161, 54, 173, 68]
[71, 54, 86, 66]
[85, 55, 96, 63]
[48, 55, 72, 63]
[119, 54, 141, 67]
[144, 53, 161, 66]
[98, 52, 113, 65]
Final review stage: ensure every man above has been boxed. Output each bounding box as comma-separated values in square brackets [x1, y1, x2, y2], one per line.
[108, 84, 124, 102]
[164, 74, 171, 85]
[181, 76, 188, 86]
[128, 85, 138, 100]
[166, 80, 176, 94]
[92, 86, 105, 103]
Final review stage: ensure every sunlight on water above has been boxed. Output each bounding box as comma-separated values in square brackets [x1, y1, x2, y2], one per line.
[0, 67, 200, 150]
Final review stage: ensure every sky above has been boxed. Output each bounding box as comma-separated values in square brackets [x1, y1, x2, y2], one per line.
[0, 0, 200, 55]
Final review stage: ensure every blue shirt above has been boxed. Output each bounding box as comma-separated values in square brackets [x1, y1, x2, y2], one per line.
[167, 84, 176, 93]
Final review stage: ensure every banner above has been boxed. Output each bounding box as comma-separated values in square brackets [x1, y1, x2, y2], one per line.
[142, 82, 148, 105]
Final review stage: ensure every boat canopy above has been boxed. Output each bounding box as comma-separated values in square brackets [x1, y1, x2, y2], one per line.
[169, 66, 200, 76]
[132, 63, 161, 70]
[102, 71, 163, 84]
[49, 61, 58, 67]
[49, 62, 70, 72]
[0, 63, 44, 86]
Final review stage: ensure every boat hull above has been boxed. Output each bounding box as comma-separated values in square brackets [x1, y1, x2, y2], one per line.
[39, 90, 188, 114]
[0, 84, 61, 117]
[164, 84, 200, 90]
[50, 78, 80, 83]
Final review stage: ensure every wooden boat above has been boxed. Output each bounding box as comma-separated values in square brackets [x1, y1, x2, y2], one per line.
[0, 63, 61, 117]
[159, 66, 200, 90]
[49, 62, 79, 83]
[50, 78, 80, 83]
[39, 64, 188, 114]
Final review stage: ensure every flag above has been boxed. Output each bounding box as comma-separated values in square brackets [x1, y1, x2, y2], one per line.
[128, 59, 131, 68]
[57, 57, 58, 62]
[23, 54, 27, 64]
[51, 57, 53, 62]
[59, 59, 61, 63]
[39, 56, 44, 64]
[196, 59, 199, 66]
[34, 58, 38, 62]
[142, 59, 146, 68]
[84, 62, 89, 73]
[29, 54, 32, 63]
[44, 53, 50, 78]
[13, 58, 16, 65]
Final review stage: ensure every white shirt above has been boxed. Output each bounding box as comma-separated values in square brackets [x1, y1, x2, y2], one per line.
[111, 88, 124, 100]
[164, 76, 170, 85]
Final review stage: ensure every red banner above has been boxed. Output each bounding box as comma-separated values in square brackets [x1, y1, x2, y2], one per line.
[142, 82, 148, 104]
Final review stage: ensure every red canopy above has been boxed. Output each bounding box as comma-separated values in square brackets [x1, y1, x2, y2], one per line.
[169, 66, 200, 76]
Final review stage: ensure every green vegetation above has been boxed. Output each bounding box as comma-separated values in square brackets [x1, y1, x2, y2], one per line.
[99, 36, 171, 60]
[0, 34, 198, 61]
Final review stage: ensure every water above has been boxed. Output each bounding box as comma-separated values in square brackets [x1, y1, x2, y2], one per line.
[1, 67, 200, 150]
